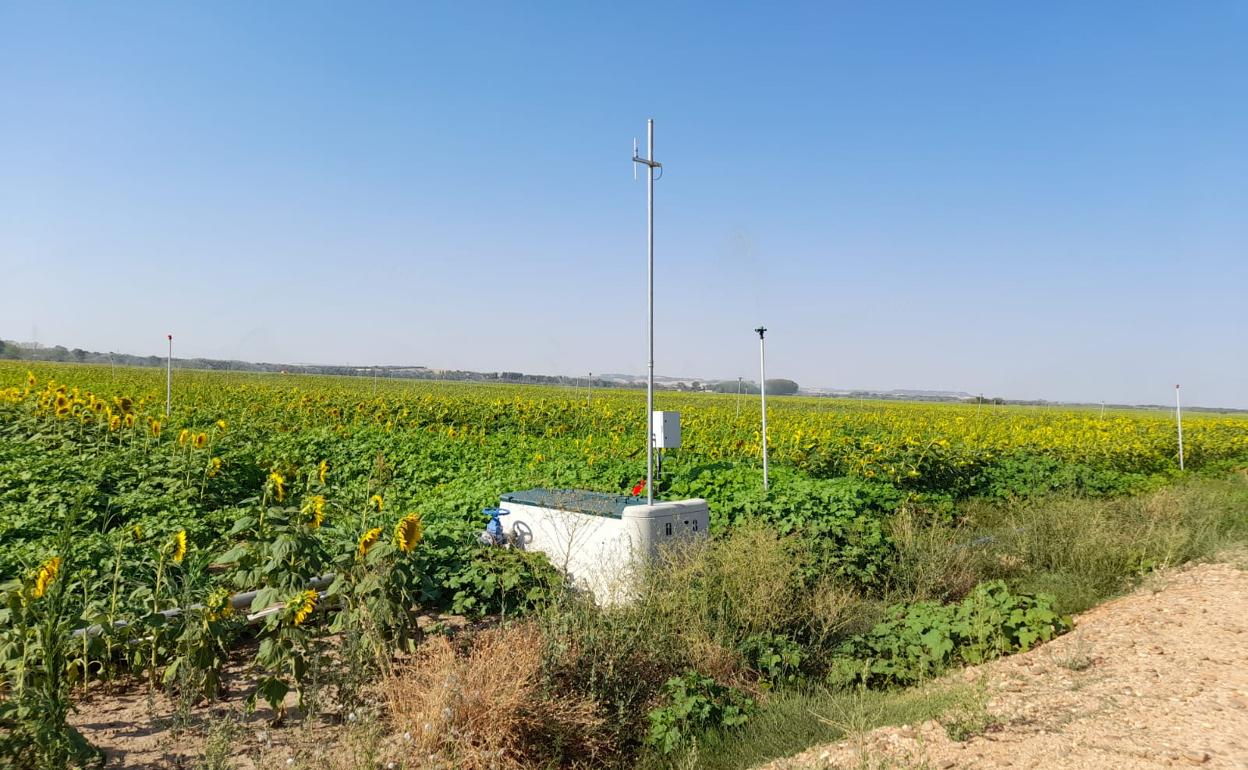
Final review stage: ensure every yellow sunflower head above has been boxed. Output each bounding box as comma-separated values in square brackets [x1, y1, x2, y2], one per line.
[268, 471, 286, 502]
[108, 414, 121, 431]
[123, 413, 136, 428]
[318, 460, 328, 485]
[216, 419, 227, 431]
[357, 527, 383, 558]
[193, 432, 207, 449]
[178, 428, 190, 447]
[302, 495, 327, 528]
[32, 557, 61, 599]
[26, 371, 36, 387]
[149, 419, 162, 438]
[394, 513, 423, 553]
[290, 590, 318, 626]
[208, 456, 222, 478]
[204, 587, 233, 622]
[370, 494, 383, 512]
[132, 524, 143, 542]
[171, 530, 188, 563]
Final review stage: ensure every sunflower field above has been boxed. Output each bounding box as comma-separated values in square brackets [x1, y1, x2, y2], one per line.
[3, 361, 1247, 586]
[0, 360, 1246, 765]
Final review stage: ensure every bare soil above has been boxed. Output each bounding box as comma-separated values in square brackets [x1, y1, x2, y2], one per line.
[759, 560, 1248, 770]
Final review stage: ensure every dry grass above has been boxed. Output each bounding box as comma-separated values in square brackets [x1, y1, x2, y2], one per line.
[384, 622, 606, 770]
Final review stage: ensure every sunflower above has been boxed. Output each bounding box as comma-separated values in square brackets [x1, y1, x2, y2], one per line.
[269, 471, 286, 502]
[178, 429, 190, 447]
[370, 494, 383, 512]
[26, 371, 36, 387]
[216, 419, 227, 431]
[117, 396, 134, 413]
[290, 590, 318, 625]
[394, 513, 423, 553]
[193, 432, 207, 449]
[54, 394, 70, 411]
[318, 460, 328, 485]
[302, 495, 326, 528]
[123, 413, 136, 428]
[170, 530, 188, 563]
[357, 527, 383, 558]
[204, 587, 233, 622]
[32, 557, 61, 599]
[109, 414, 121, 431]
[132, 524, 143, 542]
[208, 457, 222, 478]
[150, 419, 162, 438]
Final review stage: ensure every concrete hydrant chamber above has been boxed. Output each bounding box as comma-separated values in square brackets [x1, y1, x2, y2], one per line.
[497, 488, 709, 603]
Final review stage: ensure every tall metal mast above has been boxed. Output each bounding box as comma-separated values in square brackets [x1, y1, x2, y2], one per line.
[633, 119, 661, 504]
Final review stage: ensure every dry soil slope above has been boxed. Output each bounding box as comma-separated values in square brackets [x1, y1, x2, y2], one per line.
[760, 560, 1248, 770]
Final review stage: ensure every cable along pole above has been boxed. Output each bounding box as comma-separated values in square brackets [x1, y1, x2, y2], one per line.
[633, 120, 662, 504]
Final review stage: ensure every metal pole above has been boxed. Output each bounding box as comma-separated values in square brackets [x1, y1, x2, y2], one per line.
[1175, 384, 1184, 471]
[165, 334, 172, 417]
[587, 372, 592, 405]
[633, 119, 661, 505]
[756, 327, 769, 490]
[646, 119, 655, 505]
[735, 376, 743, 419]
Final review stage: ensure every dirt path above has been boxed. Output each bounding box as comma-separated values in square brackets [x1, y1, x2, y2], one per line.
[760, 561, 1248, 770]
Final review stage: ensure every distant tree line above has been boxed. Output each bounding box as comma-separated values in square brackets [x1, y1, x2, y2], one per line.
[707, 379, 799, 396]
[0, 340, 639, 391]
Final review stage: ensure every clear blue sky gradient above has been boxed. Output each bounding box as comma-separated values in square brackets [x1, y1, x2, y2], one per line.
[2, 2, 1245, 407]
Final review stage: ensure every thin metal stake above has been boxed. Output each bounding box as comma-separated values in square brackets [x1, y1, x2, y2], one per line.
[1175, 384, 1184, 471]
[165, 334, 172, 417]
[756, 326, 769, 490]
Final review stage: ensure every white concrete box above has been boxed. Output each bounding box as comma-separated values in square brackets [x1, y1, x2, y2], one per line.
[498, 488, 708, 603]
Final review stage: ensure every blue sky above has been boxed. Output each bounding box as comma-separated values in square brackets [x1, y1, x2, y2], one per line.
[2, 2, 1245, 407]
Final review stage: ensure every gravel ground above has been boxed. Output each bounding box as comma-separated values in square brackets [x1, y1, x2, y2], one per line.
[758, 560, 1248, 770]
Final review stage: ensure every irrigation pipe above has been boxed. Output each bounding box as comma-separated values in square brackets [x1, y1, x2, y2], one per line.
[70, 574, 336, 639]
